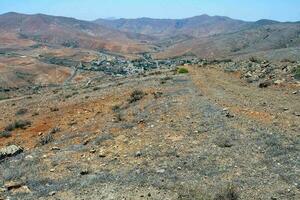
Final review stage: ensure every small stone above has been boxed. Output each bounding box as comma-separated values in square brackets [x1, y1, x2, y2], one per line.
[135, 151, 142, 157]
[90, 149, 96, 153]
[223, 108, 229, 111]
[83, 139, 90, 145]
[225, 112, 235, 118]
[25, 155, 34, 160]
[156, 169, 165, 173]
[0, 145, 23, 160]
[274, 79, 285, 85]
[99, 154, 106, 158]
[80, 169, 89, 175]
[0, 187, 6, 193]
[16, 186, 31, 194]
[49, 191, 56, 196]
[293, 112, 300, 117]
[51, 147, 60, 151]
[4, 181, 23, 190]
[50, 169, 55, 172]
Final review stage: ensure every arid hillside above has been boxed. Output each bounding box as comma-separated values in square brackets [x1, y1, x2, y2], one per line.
[0, 60, 299, 199]
[0, 12, 154, 54]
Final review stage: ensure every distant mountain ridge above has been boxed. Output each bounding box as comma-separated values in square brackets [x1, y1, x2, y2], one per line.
[95, 14, 300, 59]
[94, 15, 253, 38]
[1, 12, 300, 60]
[0, 12, 154, 53]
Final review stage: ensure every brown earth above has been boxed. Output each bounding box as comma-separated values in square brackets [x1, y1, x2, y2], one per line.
[0, 65, 299, 199]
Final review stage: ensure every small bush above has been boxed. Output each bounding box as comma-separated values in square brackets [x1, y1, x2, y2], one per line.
[39, 133, 54, 146]
[294, 66, 300, 80]
[15, 108, 28, 116]
[128, 90, 146, 103]
[49, 127, 60, 134]
[0, 131, 12, 138]
[50, 107, 59, 112]
[112, 105, 121, 112]
[4, 120, 32, 131]
[214, 184, 239, 200]
[249, 56, 260, 63]
[177, 68, 189, 74]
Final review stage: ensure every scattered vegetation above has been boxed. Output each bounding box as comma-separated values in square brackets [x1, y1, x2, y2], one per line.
[112, 105, 123, 122]
[177, 67, 189, 74]
[0, 130, 12, 138]
[160, 76, 172, 84]
[249, 56, 260, 63]
[214, 184, 239, 200]
[215, 135, 234, 148]
[50, 107, 59, 112]
[128, 90, 146, 103]
[281, 58, 296, 63]
[0, 94, 9, 101]
[15, 108, 28, 116]
[39, 133, 54, 146]
[4, 120, 32, 132]
[293, 66, 300, 80]
[259, 81, 272, 88]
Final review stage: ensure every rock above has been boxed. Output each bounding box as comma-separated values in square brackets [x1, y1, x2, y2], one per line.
[0, 188, 6, 193]
[51, 146, 60, 151]
[244, 72, 253, 78]
[0, 145, 23, 160]
[83, 139, 90, 145]
[135, 151, 142, 157]
[293, 112, 300, 117]
[90, 149, 96, 153]
[225, 112, 235, 118]
[14, 186, 31, 194]
[274, 79, 285, 85]
[156, 169, 165, 173]
[4, 181, 23, 191]
[259, 81, 272, 88]
[49, 191, 56, 196]
[80, 169, 89, 175]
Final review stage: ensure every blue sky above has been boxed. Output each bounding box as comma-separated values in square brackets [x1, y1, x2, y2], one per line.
[0, 0, 299, 22]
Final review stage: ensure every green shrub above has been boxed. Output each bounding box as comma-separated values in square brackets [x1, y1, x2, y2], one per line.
[4, 120, 32, 131]
[128, 90, 146, 103]
[294, 66, 300, 80]
[177, 68, 189, 74]
[39, 133, 54, 146]
[0, 131, 12, 138]
[15, 108, 28, 116]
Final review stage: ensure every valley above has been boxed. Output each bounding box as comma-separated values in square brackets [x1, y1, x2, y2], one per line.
[0, 11, 299, 200]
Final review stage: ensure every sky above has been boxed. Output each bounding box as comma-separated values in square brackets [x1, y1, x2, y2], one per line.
[0, 0, 299, 22]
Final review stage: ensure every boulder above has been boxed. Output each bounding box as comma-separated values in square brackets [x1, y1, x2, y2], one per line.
[0, 145, 23, 160]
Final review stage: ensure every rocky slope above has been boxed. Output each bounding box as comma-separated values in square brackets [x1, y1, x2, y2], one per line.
[0, 61, 299, 199]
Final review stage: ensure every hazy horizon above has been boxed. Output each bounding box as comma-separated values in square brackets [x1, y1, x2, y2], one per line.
[0, 0, 299, 22]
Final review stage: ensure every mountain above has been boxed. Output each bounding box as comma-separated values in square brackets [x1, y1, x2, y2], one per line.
[95, 15, 300, 59]
[0, 12, 154, 53]
[154, 21, 300, 59]
[94, 15, 252, 38]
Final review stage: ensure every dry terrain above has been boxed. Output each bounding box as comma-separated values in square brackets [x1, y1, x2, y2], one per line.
[0, 63, 299, 199]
